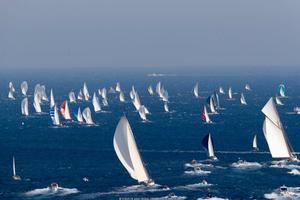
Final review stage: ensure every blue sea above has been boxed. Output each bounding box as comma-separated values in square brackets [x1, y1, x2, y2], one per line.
[1, 71, 300, 200]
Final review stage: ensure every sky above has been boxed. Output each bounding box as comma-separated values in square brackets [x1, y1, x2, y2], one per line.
[1, 0, 300, 74]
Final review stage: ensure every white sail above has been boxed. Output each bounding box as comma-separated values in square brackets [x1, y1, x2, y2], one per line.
[164, 102, 169, 112]
[144, 106, 150, 114]
[77, 107, 84, 123]
[9, 82, 15, 92]
[193, 82, 199, 98]
[132, 92, 141, 111]
[240, 93, 247, 105]
[69, 91, 76, 103]
[228, 87, 233, 99]
[219, 87, 225, 94]
[275, 96, 284, 105]
[50, 89, 55, 108]
[156, 81, 162, 96]
[52, 105, 61, 126]
[20, 81, 28, 96]
[21, 97, 29, 116]
[209, 96, 217, 114]
[82, 107, 94, 125]
[8, 89, 15, 100]
[92, 92, 101, 112]
[78, 89, 83, 100]
[207, 134, 216, 158]
[113, 116, 154, 185]
[116, 82, 121, 92]
[161, 88, 169, 102]
[202, 105, 212, 123]
[278, 84, 286, 97]
[119, 92, 125, 102]
[129, 91, 135, 100]
[13, 156, 16, 177]
[40, 85, 48, 101]
[148, 85, 154, 95]
[138, 106, 147, 121]
[60, 100, 72, 120]
[33, 94, 42, 113]
[245, 84, 251, 91]
[261, 97, 295, 159]
[253, 135, 258, 150]
[102, 98, 109, 106]
[101, 88, 107, 99]
[83, 82, 90, 101]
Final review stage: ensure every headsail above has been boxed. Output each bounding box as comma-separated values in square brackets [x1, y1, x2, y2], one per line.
[113, 116, 154, 185]
[83, 82, 90, 101]
[33, 94, 42, 113]
[21, 97, 29, 116]
[261, 97, 295, 159]
[202, 133, 217, 160]
[76, 107, 84, 123]
[50, 89, 55, 108]
[240, 93, 247, 105]
[116, 82, 121, 92]
[60, 100, 72, 120]
[92, 92, 101, 112]
[82, 107, 94, 125]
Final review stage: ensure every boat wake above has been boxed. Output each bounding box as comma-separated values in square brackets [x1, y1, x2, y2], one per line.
[264, 186, 300, 199]
[231, 160, 262, 169]
[288, 169, 300, 175]
[173, 182, 212, 190]
[184, 169, 211, 176]
[24, 186, 79, 198]
[197, 197, 229, 200]
[78, 184, 170, 199]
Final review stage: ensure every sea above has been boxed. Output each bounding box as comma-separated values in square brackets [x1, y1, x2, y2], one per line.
[1, 70, 300, 200]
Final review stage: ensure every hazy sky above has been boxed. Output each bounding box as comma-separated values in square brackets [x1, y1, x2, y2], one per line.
[1, 0, 300, 73]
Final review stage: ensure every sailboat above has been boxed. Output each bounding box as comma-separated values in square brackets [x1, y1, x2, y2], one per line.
[261, 97, 296, 159]
[119, 92, 125, 102]
[138, 106, 147, 121]
[202, 133, 217, 160]
[275, 96, 284, 105]
[50, 105, 61, 126]
[83, 82, 90, 101]
[77, 89, 83, 100]
[245, 84, 251, 91]
[164, 102, 169, 113]
[60, 100, 72, 120]
[76, 107, 84, 123]
[228, 87, 233, 100]
[12, 157, 21, 181]
[20, 81, 28, 96]
[21, 97, 29, 116]
[148, 85, 154, 95]
[219, 87, 225, 94]
[92, 92, 101, 112]
[9, 82, 15, 92]
[132, 92, 142, 111]
[50, 89, 55, 108]
[201, 105, 212, 123]
[69, 91, 76, 103]
[193, 82, 199, 98]
[33, 94, 42, 113]
[278, 84, 286, 97]
[116, 82, 121, 92]
[207, 96, 218, 114]
[8, 88, 15, 100]
[82, 107, 94, 125]
[113, 116, 155, 186]
[240, 93, 247, 105]
[252, 134, 259, 151]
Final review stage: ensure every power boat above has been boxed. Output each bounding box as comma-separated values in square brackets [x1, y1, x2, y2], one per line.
[50, 183, 59, 192]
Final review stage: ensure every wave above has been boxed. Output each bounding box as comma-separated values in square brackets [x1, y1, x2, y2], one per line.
[231, 160, 262, 169]
[78, 184, 170, 200]
[24, 186, 79, 198]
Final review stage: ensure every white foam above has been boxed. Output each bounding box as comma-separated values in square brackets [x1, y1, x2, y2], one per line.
[173, 182, 212, 190]
[184, 169, 211, 176]
[184, 163, 214, 168]
[197, 197, 229, 200]
[24, 186, 79, 197]
[231, 160, 262, 169]
[288, 169, 300, 175]
[264, 186, 300, 199]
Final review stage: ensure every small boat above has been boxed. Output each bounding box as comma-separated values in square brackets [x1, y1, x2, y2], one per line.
[294, 107, 300, 114]
[77, 89, 83, 100]
[12, 157, 21, 181]
[113, 116, 155, 186]
[50, 183, 59, 192]
[202, 133, 217, 160]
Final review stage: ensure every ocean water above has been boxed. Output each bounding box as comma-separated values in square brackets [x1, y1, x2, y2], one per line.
[1, 71, 300, 200]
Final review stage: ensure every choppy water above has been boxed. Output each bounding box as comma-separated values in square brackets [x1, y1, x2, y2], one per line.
[1, 72, 300, 199]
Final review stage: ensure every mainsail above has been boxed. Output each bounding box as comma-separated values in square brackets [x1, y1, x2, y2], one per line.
[113, 116, 154, 185]
[240, 93, 247, 105]
[50, 105, 61, 126]
[82, 107, 94, 125]
[202, 133, 217, 160]
[20, 81, 28, 96]
[69, 91, 76, 103]
[33, 94, 42, 113]
[261, 97, 295, 159]
[50, 89, 55, 108]
[116, 82, 121, 92]
[76, 107, 84, 123]
[253, 134, 258, 151]
[228, 87, 233, 99]
[193, 82, 199, 98]
[83, 82, 90, 101]
[60, 100, 72, 120]
[21, 97, 29, 116]
[92, 92, 101, 112]
[278, 84, 286, 97]
[201, 105, 212, 123]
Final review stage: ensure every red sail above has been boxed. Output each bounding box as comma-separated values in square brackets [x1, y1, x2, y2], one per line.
[201, 105, 206, 122]
[60, 101, 66, 117]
